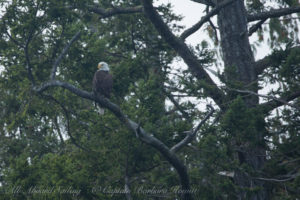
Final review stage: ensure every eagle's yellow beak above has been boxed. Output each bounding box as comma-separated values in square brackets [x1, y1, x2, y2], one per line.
[97, 63, 102, 69]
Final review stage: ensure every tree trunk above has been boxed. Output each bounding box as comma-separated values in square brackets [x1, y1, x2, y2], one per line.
[217, 0, 268, 199]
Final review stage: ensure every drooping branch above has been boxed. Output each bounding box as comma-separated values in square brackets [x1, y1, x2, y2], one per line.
[141, 0, 226, 110]
[50, 31, 81, 80]
[247, 6, 300, 22]
[180, 0, 236, 40]
[171, 105, 214, 154]
[87, 5, 143, 18]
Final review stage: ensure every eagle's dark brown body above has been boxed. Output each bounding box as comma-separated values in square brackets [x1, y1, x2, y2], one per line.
[92, 70, 113, 98]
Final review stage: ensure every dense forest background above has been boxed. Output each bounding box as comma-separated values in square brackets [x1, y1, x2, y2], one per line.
[0, 0, 300, 199]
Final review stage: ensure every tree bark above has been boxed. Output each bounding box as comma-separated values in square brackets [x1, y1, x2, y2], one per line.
[217, 0, 267, 199]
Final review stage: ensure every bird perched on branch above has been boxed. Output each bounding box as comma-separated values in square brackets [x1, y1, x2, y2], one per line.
[92, 61, 113, 114]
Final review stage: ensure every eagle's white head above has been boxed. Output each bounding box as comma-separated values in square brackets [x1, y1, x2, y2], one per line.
[97, 61, 110, 71]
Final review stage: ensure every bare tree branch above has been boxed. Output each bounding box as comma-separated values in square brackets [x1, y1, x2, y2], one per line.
[248, 18, 268, 36]
[253, 173, 300, 182]
[87, 5, 143, 18]
[227, 87, 300, 111]
[50, 31, 81, 80]
[248, 6, 300, 22]
[171, 105, 214, 154]
[180, 0, 236, 40]
[33, 80, 93, 100]
[141, 0, 226, 111]
[163, 89, 191, 121]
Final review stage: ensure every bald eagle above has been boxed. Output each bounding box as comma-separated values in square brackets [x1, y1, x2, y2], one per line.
[92, 61, 113, 114]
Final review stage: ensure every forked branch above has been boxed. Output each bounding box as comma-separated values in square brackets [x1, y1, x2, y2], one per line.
[180, 0, 236, 40]
[171, 105, 215, 153]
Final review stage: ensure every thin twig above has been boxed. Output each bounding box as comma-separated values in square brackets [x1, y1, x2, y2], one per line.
[50, 31, 81, 80]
